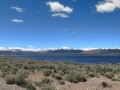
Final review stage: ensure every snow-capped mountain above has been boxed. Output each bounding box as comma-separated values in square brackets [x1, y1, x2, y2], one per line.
[0, 47, 78, 52]
[0, 47, 120, 56]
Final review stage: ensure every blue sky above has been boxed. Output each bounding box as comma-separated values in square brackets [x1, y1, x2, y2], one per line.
[0, 0, 120, 48]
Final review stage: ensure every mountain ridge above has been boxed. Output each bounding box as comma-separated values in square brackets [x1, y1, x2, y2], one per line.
[0, 47, 120, 56]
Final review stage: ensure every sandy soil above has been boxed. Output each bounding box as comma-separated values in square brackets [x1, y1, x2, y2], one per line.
[0, 71, 119, 90]
[27, 72, 120, 90]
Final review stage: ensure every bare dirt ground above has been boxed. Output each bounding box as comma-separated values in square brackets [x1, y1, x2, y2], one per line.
[27, 72, 120, 90]
[0, 72, 120, 90]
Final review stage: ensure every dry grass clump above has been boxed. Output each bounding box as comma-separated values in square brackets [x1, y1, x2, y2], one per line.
[101, 82, 112, 88]
[104, 72, 114, 79]
[41, 84, 55, 90]
[35, 78, 55, 90]
[5, 74, 15, 84]
[54, 73, 62, 80]
[35, 78, 52, 87]
[65, 71, 87, 83]
[111, 78, 120, 81]
[58, 80, 65, 85]
[43, 69, 53, 76]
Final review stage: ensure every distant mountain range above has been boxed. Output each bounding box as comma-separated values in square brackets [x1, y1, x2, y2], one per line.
[0, 47, 120, 56]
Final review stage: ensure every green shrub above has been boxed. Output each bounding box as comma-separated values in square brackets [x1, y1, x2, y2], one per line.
[35, 78, 52, 87]
[111, 78, 120, 81]
[58, 80, 65, 85]
[84, 66, 90, 73]
[15, 71, 27, 86]
[54, 73, 62, 80]
[41, 84, 55, 90]
[104, 72, 114, 79]
[65, 71, 87, 83]
[5, 75, 15, 84]
[88, 72, 95, 77]
[101, 82, 108, 88]
[99, 71, 105, 75]
[41, 78, 52, 84]
[26, 82, 36, 90]
[65, 73, 78, 83]
[24, 64, 31, 70]
[51, 73, 55, 77]
[58, 71, 64, 76]
[9, 70, 36, 90]
[61, 66, 69, 74]
[43, 69, 52, 76]
[76, 75, 87, 82]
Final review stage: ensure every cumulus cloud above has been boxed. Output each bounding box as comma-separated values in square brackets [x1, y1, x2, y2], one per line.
[46, 1, 73, 13]
[96, 0, 120, 13]
[11, 6, 25, 13]
[46, 1, 73, 18]
[52, 13, 69, 18]
[11, 19, 24, 23]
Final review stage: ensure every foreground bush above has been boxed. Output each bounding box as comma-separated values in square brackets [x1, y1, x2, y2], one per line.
[65, 72, 78, 83]
[43, 69, 52, 76]
[35, 78, 52, 87]
[54, 73, 62, 80]
[88, 72, 95, 77]
[15, 71, 27, 86]
[104, 72, 114, 79]
[76, 75, 87, 82]
[101, 82, 109, 88]
[5, 72, 36, 90]
[26, 82, 36, 90]
[65, 71, 87, 83]
[5, 75, 15, 84]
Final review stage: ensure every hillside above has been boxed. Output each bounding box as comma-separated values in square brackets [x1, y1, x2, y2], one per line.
[0, 48, 120, 56]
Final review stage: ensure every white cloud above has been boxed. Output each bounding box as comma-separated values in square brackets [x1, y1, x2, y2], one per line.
[52, 13, 69, 18]
[46, 1, 73, 13]
[96, 0, 120, 13]
[46, 1, 73, 18]
[11, 19, 24, 23]
[11, 6, 25, 13]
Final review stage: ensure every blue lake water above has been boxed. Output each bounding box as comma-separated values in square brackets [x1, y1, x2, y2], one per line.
[6, 55, 120, 64]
